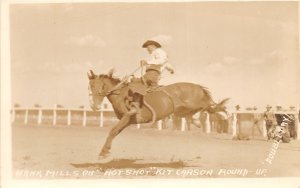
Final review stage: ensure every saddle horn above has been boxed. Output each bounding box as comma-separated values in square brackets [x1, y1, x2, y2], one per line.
[87, 72, 91, 79]
[107, 68, 115, 78]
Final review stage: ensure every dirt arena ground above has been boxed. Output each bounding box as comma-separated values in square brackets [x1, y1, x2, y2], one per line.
[12, 124, 300, 179]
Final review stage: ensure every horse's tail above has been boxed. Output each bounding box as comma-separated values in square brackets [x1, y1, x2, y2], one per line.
[207, 98, 230, 113]
[199, 85, 230, 114]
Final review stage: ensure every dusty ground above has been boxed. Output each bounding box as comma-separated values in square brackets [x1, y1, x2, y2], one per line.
[12, 124, 300, 179]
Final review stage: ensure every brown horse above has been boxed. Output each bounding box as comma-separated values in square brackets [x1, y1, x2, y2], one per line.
[88, 69, 229, 159]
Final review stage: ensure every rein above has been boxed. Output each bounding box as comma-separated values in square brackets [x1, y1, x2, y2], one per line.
[102, 66, 143, 97]
[88, 82, 124, 97]
[92, 83, 124, 97]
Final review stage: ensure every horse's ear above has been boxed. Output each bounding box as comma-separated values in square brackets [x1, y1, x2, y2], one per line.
[87, 72, 92, 79]
[107, 68, 115, 78]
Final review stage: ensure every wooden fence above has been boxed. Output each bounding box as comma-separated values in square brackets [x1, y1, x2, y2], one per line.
[231, 110, 300, 140]
[11, 106, 300, 140]
[11, 107, 115, 127]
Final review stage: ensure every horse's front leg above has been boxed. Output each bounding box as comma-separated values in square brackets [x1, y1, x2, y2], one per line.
[99, 115, 131, 158]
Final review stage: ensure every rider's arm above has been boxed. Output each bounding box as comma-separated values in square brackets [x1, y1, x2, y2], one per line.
[164, 63, 175, 74]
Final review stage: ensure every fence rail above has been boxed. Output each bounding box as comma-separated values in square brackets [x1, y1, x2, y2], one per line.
[11, 107, 115, 127]
[11, 107, 300, 140]
[231, 109, 300, 140]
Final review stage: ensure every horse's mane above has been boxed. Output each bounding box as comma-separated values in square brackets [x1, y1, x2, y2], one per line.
[99, 74, 121, 85]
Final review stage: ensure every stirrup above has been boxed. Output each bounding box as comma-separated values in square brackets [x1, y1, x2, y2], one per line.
[127, 109, 137, 116]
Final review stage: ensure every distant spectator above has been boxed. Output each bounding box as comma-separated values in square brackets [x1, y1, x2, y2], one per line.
[245, 107, 252, 111]
[289, 106, 295, 111]
[14, 103, 21, 108]
[276, 105, 283, 111]
[252, 106, 262, 138]
[57, 104, 64, 108]
[34, 104, 42, 108]
[263, 105, 277, 140]
[234, 105, 241, 135]
[235, 105, 241, 111]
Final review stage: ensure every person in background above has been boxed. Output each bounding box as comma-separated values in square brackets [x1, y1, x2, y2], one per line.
[252, 106, 263, 138]
[264, 105, 277, 140]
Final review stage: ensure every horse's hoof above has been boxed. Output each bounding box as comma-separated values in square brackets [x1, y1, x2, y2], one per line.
[98, 154, 113, 163]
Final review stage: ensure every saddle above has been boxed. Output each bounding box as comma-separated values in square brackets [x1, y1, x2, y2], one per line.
[126, 77, 161, 123]
[126, 77, 184, 123]
[128, 77, 162, 95]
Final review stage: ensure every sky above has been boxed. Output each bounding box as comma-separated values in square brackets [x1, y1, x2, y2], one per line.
[9, 2, 300, 109]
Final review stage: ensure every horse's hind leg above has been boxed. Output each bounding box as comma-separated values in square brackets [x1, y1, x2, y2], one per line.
[185, 115, 192, 131]
[185, 113, 197, 131]
[99, 115, 131, 158]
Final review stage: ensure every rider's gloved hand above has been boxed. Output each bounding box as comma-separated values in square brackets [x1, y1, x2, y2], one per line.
[170, 70, 174, 74]
[122, 75, 130, 81]
[140, 60, 147, 66]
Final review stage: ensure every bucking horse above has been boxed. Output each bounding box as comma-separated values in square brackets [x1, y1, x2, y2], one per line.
[88, 69, 229, 160]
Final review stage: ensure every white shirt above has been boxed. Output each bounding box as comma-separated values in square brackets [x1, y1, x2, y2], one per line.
[146, 48, 174, 72]
[147, 48, 168, 65]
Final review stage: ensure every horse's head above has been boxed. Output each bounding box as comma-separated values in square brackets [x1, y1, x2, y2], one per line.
[87, 69, 119, 111]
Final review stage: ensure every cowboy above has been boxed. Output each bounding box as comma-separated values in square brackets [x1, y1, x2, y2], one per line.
[140, 40, 175, 87]
[126, 40, 175, 123]
[263, 105, 277, 140]
[252, 106, 263, 138]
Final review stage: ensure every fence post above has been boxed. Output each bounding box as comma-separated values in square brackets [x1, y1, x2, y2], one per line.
[53, 104, 57, 126]
[262, 119, 267, 138]
[296, 106, 300, 140]
[157, 120, 162, 130]
[82, 107, 87, 127]
[67, 109, 71, 126]
[99, 109, 104, 127]
[37, 109, 42, 125]
[232, 113, 237, 137]
[205, 112, 211, 133]
[11, 108, 15, 123]
[24, 109, 28, 125]
[181, 118, 186, 131]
